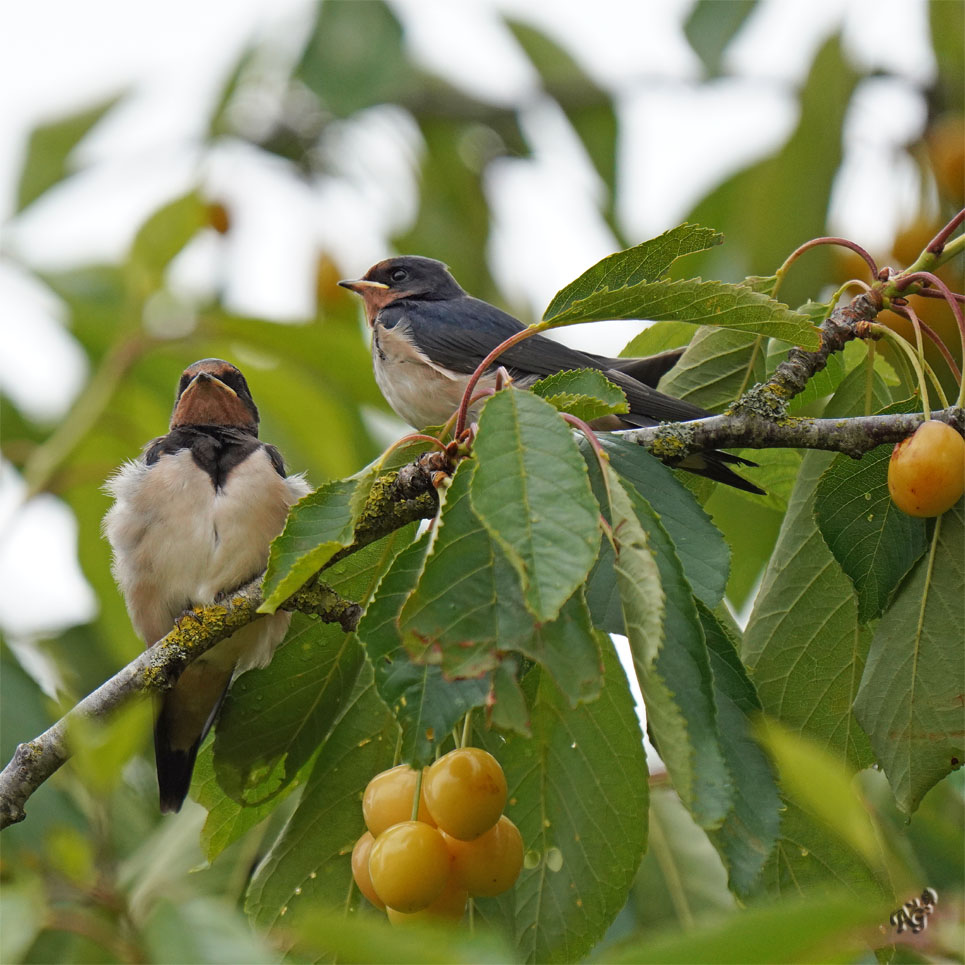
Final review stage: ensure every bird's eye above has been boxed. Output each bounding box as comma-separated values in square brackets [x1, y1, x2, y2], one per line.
[389, 267, 408, 283]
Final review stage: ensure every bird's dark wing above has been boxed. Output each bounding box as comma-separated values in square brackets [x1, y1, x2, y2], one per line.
[388, 297, 708, 423]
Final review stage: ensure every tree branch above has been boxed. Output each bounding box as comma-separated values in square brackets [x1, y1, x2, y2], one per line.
[0, 463, 439, 830]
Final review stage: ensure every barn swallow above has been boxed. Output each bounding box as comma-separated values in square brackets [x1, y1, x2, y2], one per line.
[103, 359, 311, 812]
[339, 256, 763, 493]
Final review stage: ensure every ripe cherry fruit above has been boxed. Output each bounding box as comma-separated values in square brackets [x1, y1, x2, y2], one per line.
[888, 420, 965, 517]
[445, 815, 524, 897]
[351, 831, 385, 909]
[368, 821, 451, 913]
[362, 764, 435, 837]
[424, 747, 507, 840]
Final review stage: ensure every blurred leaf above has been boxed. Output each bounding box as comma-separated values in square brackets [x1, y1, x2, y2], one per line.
[295, 0, 415, 116]
[400, 459, 534, 675]
[291, 907, 513, 964]
[66, 698, 152, 797]
[814, 412, 928, 624]
[127, 190, 207, 298]
[763, 799, 896, 905]
[545, 275, 818, 348]
[259, 471, 373, 614]
[625, 788, 735, 931]
[245, 662, 396, 928]
[45, 825, 97, 889]
[759, 722, 883, 868]
[358, 532, 489, 766]
[531, 368, 629, 422]
[508, 20, 618, 224]
[477, 641, 649, 964]
[683, 36, 860, 307]
[0, 873, 46, 963]
[471, 388, 601, 622]
[854, 500, 965, 813]
[684, 0, 758, 77]
[545, 225, 722, 320]
[700, 604, 781, 897]
[143, 896, 277, 964]
[658, 328, 767, 410]
[619, 320, 696, 358]
[16, 95, 120, 211]
[600, 891, 888, 965]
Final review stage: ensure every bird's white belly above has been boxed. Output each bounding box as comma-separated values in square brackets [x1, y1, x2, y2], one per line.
[372, 322, 496, 429]
[103, 448, 308, 660]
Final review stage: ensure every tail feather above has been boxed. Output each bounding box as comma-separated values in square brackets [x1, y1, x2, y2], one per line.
[154, 667, 231, 813]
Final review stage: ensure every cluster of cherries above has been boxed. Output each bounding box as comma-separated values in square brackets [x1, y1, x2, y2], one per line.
[351, 747, 523, 923]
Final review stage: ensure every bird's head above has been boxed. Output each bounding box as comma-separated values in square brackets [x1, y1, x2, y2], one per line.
[170, 359, 259, 433]
[338, 256, 465, 322]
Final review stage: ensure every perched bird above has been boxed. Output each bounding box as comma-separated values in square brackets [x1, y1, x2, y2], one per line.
[103, 359, 310, 812]
[339, 256, 762, 493]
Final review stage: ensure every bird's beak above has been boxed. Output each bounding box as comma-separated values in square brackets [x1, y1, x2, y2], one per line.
[338, 278, 390, 293]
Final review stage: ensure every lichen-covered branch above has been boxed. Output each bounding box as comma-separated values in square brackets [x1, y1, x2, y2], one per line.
[0, 462, 438, 830]
[623, 406, 965, 462]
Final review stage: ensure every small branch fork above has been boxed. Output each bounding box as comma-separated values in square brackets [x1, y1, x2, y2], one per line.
[0, 463, 440, 830]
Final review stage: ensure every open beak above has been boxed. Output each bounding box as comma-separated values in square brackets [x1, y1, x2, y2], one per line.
[338, 278, 390, 294]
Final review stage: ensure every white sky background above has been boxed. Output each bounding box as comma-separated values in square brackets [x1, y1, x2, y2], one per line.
[0, 0, 936, 656]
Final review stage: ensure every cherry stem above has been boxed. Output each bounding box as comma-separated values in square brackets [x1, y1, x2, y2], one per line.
[775, 237, 878, 297]
[925, 208, 965, 256]
[455, 325, 546, 436]
[410, 766, 424, 822]
[892, 304, 961, 384]
[460, 710, 473, 749]
[868, 323, 932, 419]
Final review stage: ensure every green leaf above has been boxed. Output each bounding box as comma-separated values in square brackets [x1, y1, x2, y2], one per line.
[544, 224, 722, 321]
[517, 591, 604, 708]
[359, 532, 490, 766]
[684, 0, 758, 76]
[245, 663, 397, 927]
[545, 275, 819, 349]
[815, 433, 928, 624]
[126, 190, 207, 297]
[488, 656, 531, 736]
[399, 460, 533, 675]
[16, 96, 120, 211]
[656, 328, 768, 410]
[597, 436, 731, 611]
[700, 604, 781, 898]
[259, 473, 371, 614]
[743, 451, 874, 768]
[530, 369, 628, 422]
[619, 320, 695, 358]
[478, 641, 649, 964]
[854, 500, 965, 813]
[470, 388, 601, 622]
[618, 476, 732, 830]
[212, 618, 364, 804]
[600, 891, 888, 965]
